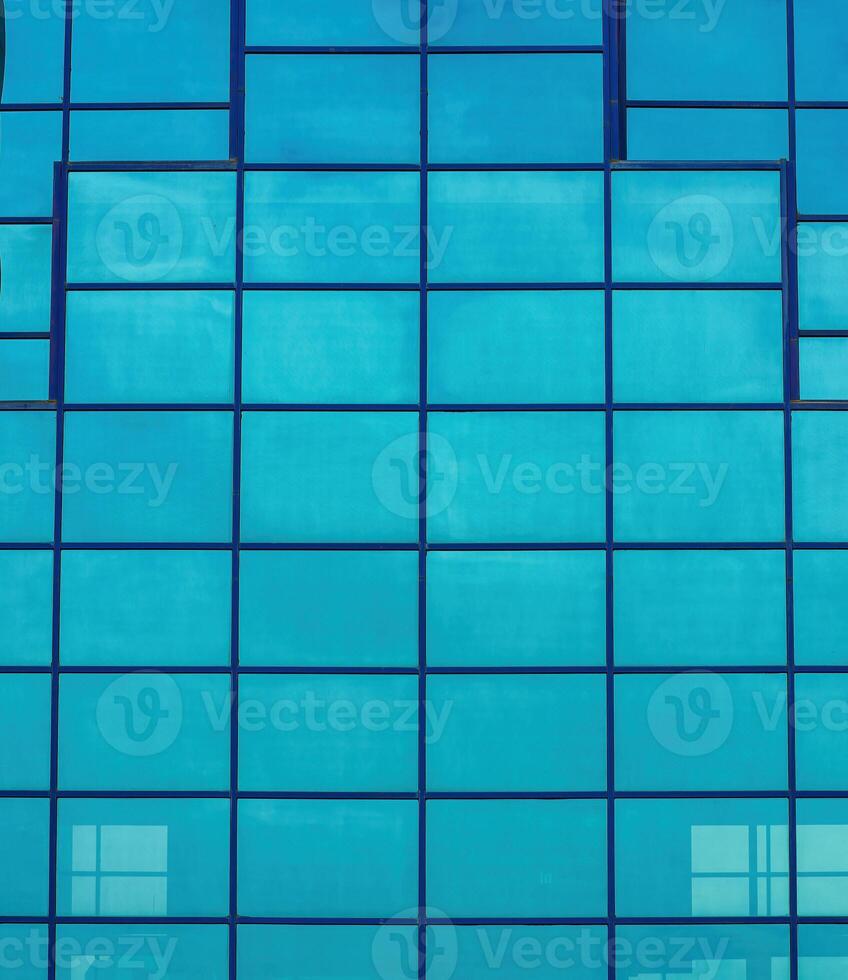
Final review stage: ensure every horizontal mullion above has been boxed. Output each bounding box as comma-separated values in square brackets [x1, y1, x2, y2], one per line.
[1, 789, 843, 799]
[243, 45, 603, 54]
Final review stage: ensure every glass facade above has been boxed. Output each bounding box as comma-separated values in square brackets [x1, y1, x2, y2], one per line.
[1, 1, 848, 980]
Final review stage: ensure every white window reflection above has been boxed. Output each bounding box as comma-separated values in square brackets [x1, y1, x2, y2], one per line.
[630, 957, 788, 980]
[797, 824, 848, 914]
[71, 824, 168, 915]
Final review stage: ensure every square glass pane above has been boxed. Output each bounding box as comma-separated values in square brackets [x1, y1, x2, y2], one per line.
[0, 340, 49, 401]
[792, 411, 848, 541]
[0, 799, 49, 916]
[798, 223, 848, 330]
[245, 0, 420, 46]
[0, 674, 50, 790]
[2, 7, 65, 103]
[0, 225, 53, 332]
[797, 799, 848, 915]
[795, 674, 848, 790]
[794, 550, 848, 665]
[435, 0, 602, 46]
[799, 925, 848, 980]
[627, 108, 789, 162]
[0, 111, 62, 217]
[71, 109, 230, 163]
[0, 410, 56, 543]
[0, 550, 53, 665]
[796, 111, 848, 216]
[794, 2, 848, 101]
[799, 338, 848, 401]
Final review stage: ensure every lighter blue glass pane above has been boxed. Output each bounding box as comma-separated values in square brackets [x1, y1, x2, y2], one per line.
[239, 551, 418, 667]
[615, 672, 787, 791]
[243, 172, 420, 284]
[56, 798, 230, 916]
[0, 411, 55, 543]
[427, 674, 606, 791]
[428, 54, 603, 163]
[613, 291, 783, 403]
[71, 110, 230, 162]
[437, 0, 603, 46]
[429, 171, 604, 283]
[793, 412, 848, 541]
[800, 339, 848, 400]
[61, 411, 233, 543]
[0, 111, 62, 216]
[0, 340, 49, 401]
[796, 111, 848, 215]
[0, 225, 52, 331]
[0, 550, 52, 665]
[794, 1, 848, 101]
[71, 0, 230, 102]
[238, 799, 418, 916]
[2, 6, 64, 103]
[614, 550, 787, 666]
[612, 171, 782, 283]
[427, 550, 606, 667]
[0, 675, 50, 790]
[60, 550, 231, 666]
[0, 799, 49, 915]
[238, 674, 418, 792]
[427, 291, 605, 404]
[613, 411, 785, 542]
[794, 551, 848, 665]
[798, 224, 848, 330]
[240, 411, 418, 543]
[245, 0, 419, 46]
[67, 172, 237, 284]
[795, 675, 848, 791]
[427, 800, 606, 917]
[626, 0, 787, 101]
[797, 799, 848, 915]
[55, 925, 228, 980]
[799, 925, 848, 980]
[58, 673, 230, 791]
[246, 55, 419, 164]
[65, 291, 235, 403]
[427, 411, 606, 543]
[0, 924, 48, 980]
[242, 291, 419, 404]
[616, 798, 789, 917]
[627, 109, 789, 161]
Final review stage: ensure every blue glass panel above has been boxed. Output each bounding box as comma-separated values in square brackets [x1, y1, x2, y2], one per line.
[0, 799, 49, 916]
[799, 925, 848, 980]
[428, 54, 603, 163]
[792, 411, 848, 541]
[237, 799, 418, 916]
[242, 291, 419, 404]
[794, 1, 848, 101]
[0, 924, 48, 980]
[800, 339, 848, 401]
[613, 410, 785, 542]
[65, 290, 235, 403]
[0, 225, 52, 332]
[71, 109, 230, 162]
[627, 108, 789, 162]
[0, 674, 50, 790]
[428, 291, 605, 404]
[437, 0, 602, 46]
[0, 550, 53, 665]
[61, 411, 233, 543]
[2, 6, 64, 103]
[794, 551, 848, 665]
[795, 674, 848, 791]
[797, 799, 848, 915]
[798, 223, 848, 330]
[427, 550, 606, 667]
[426, 800, 606, 917]
[239, 550, 418, 667]
[614, 550, 787, 666]
[0, 111, 62, 216]
[0, 410, 56, 543]
[245, 0, 420, 46]
[246, 55, 419, 164]
[796, 111, 848, 215]
[0, 340, 49, 401]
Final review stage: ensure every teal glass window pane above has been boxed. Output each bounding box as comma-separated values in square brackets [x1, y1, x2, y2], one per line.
[0, 924, 48, 980]
[0, 550, 53, 665]
[55, 925, 228, 980]
[427, 674, 606, 791]
[794, 1, 848, 101]
[56, 798, 229, 916]
[246, 55, 419, 164]
[800, 339, 848, 401]
[0, 674, 50, 790]
[613, 290, 783, 403]
[238, 674, 418, 792]
[239, 550, 418, 667]
[0, 225, 52, 331]
[60, 550, 231, 667]
[626, 0, 787, 101]
[65, 291, 235, 404]
[616, 798, 789, 917]
[428, 54, 603, 164]
[242, 291, 419, 404]
[71, 110, 230, 162]
[426, 800, 606, 917]
[0, 799, 49, 916]
[0, 340, 49, 401]
[427, 291, 605, 404]
[61, 411, 233, 543]
[613, 411, 785, 543]
[70, 0, 230, 102]
[427, 411, 606, 543]
[627, 109, 789, 162]
[245, 0, 419, 46]
[795, 675, 848, 791]
[58, 673, 230, 791]
[237, 799, 418, 916]
[428, 171, 604, 283]
[436, 0, 602, 46]
[798, 224, 848, 330]
[796, 111, 848, 215]
[799, 925, 848, 980]
[426, 550, 606, 667]
[243, 172, 420, 284]
[794, 551, 848, 665]
[0, 112, 62, 216]
[67, 172, 237, 285]
[0, 411, 56, 543]
[614, 550, 787, 666]
[792, 412, 848, 541]
[612, 171, 782, 283]
[797, 799, 848, 915]
[240, 411, 418, 543]
[2, 8, 64, 103]
[615, 673, 787, 791]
